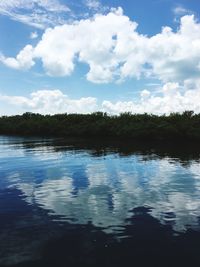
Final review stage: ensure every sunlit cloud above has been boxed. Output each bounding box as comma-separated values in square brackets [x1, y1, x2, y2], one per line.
[1, 8, 200, 88]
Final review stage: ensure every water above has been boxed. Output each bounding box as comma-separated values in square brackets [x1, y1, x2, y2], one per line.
[1, 136, 200, 266]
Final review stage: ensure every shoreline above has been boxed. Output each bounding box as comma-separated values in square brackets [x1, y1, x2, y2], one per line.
[0, 111, 200, 143]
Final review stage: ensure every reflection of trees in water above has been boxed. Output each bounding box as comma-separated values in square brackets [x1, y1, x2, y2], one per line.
[6, 136, 200, 165]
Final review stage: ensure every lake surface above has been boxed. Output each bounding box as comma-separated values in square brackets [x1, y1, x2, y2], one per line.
[1, 136, 200, 266]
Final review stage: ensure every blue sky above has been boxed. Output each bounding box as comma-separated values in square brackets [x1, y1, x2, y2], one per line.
[0, 0, 200, 115]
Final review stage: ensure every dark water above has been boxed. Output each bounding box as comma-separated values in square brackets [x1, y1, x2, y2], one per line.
[1, 136, 200, 266]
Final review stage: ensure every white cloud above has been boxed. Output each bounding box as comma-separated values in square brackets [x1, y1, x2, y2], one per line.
[1, 82, 200, 115]
[173, 5, 192, 16]
[147, 15, 200, 83]
[1, 9, 200, 86]
[102, 82, 200, 115]
[0, 45, 35, 70]
[85, 0, 101, 10]
[1, 7, 143, 81]
[0, 0, 69, 12]
[84, 0, 109, 15]
[30, 31, 38, 39]
[0, 90, 97, 115]
[0, 0, 70, 29]
[140, 89, 151, 99]
[0, 7, 200, 116]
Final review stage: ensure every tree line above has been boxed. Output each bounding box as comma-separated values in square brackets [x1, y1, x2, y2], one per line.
[0, 111, 199, 142]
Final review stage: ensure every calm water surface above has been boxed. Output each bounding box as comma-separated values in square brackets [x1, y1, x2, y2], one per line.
[1, 136, 200, 266]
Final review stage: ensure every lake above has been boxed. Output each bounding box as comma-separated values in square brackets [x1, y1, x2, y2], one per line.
[1, 135, 200, 266]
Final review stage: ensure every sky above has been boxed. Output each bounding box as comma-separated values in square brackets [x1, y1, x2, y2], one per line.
[0, 0, 200, 115]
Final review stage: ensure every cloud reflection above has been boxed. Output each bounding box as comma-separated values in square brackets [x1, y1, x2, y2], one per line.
[1, 136, 200, 234]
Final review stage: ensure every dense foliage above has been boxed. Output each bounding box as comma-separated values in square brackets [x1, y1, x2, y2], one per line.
[0, 111, 199, 142]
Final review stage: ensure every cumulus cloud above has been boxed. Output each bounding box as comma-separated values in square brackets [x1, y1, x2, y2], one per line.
[0, 45, 35, 70]
[0, 90, 97, 115]
[1, 8, 200, 86]
[1, 82, 200, 115]
[102, 82, 200, 115]
[1, 7, 200, 115]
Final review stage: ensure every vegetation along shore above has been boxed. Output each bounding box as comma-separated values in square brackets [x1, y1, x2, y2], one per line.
[0, 111, 199, 142]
